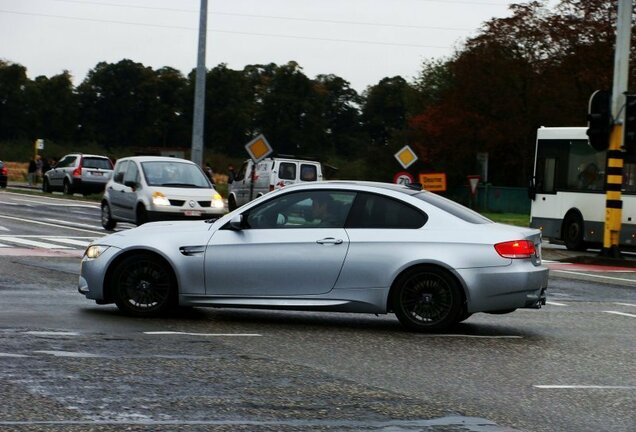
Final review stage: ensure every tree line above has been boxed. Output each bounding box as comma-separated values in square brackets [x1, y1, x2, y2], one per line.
[0, 0, 634, 186]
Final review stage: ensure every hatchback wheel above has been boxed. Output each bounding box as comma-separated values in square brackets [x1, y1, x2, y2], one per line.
[63, 180, 73, 195]
[101, 202, 117, 230]
[136, 205, 148, 226]
[111, 253, 177, 317]
[42, 178, 50, 193]
[392, 267, 462, 332]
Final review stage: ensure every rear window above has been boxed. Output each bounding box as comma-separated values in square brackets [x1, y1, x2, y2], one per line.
[414, 192, 492, 224]
[83, 157, 112, 170]
[300, 164, 317, 181]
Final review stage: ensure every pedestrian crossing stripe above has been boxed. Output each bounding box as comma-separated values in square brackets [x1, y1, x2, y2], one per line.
[0, 236, 98, 250]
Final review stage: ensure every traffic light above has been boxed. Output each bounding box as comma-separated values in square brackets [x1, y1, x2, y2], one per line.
[586, 90, 612, 151]
[624, 94, 636, 152]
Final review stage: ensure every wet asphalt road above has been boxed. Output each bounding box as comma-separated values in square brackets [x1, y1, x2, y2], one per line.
[0, 190, 634, 431]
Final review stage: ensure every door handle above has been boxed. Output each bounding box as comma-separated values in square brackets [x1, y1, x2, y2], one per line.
[316, 237, 343, 245]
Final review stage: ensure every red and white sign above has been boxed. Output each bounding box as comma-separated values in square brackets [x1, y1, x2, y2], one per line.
[468, 175, 481, 195]
[393, 171, 414, 185]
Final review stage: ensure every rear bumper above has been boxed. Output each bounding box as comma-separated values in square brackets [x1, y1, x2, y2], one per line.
[458, 262, 549, 313]
[72, 178, 109, 194]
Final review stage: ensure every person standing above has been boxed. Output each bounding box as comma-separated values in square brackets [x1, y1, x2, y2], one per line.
[204, 162, 215, 185]
[27, 158, 37, 186]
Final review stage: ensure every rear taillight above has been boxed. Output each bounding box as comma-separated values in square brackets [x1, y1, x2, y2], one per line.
[1, 167, 7, 175]
[494, 240, 536, 259]
[72, 167, 82, 177]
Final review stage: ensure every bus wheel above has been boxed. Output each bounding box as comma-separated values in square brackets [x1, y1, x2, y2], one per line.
[563, 213, 586, 251]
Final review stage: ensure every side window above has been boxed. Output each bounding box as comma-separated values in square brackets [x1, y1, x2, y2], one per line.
[278, 162, 296, 180]
[123, 162, 139, 185]
[113, 161, 129, 184]
[57, 156, 76, 168]
[245, 190, 356, 229]
[346, 193, 427, 229]
[300, 164, 317, 181]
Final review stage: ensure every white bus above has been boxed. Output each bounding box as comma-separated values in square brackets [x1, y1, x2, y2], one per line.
[529, 127, 636, 250]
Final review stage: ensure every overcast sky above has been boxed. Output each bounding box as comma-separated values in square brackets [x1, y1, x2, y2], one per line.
[1, 0, 544, 92]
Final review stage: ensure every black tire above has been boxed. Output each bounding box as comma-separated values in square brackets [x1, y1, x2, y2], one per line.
[42, 178, 50, 193]
[111, 253, 177, 317]
[136, 205, 148, 226]
[563, 212, 586, 251]
[228, 195, 237, 212]
[101, 202, 117, 230]
[391, 266, 463, 332]
[63, 179, 73, 195]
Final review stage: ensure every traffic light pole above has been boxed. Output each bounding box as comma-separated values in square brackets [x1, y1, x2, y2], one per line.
[601, 0, 632, 258]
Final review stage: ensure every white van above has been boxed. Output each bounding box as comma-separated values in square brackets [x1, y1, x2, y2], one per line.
[228, 157, 323, 210]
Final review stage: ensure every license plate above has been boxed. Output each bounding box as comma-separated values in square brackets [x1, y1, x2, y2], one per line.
[91, 172, 103, 176]
[184, 210, 201, 217]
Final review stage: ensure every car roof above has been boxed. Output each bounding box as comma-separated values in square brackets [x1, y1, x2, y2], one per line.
[283, 180, 423, 196]
[117, 156, 196, 164]
[63, 153, 110, 159]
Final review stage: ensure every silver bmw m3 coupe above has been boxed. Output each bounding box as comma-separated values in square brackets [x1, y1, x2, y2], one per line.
[79, 181, 548, 331]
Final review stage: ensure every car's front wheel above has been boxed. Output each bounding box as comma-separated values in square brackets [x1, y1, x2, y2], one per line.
[111, 253, 177, 317]
[391, 266, 463, 332]
[101, 202, 117, 230]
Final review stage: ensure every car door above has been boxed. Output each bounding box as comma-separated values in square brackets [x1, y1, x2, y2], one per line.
[205, 190, 356, 297]
[49, 155, 75, 188]
[108, 160, 130, 219]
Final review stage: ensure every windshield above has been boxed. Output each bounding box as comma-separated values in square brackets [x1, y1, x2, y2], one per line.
[141, 161, 212, 188]
[414, 191, 492, 224]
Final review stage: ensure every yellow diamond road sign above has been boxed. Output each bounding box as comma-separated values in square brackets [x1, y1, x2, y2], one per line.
[394, 145, 418, 169]
[245, 134, 273, 162]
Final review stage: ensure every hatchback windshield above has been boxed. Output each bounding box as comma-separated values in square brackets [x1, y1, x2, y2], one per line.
[141, 161, 211, 188]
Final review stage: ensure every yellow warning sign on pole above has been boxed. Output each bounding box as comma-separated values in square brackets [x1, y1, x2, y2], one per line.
[245, 134, 273, 162]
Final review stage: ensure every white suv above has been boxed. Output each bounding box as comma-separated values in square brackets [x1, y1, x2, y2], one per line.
[43, 153, 113, 195]
[101, 156, 226, 229]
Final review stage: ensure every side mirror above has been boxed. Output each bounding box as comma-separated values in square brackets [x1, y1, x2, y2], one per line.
[228, 214, 244, 230]
[528, 176, 536, 201]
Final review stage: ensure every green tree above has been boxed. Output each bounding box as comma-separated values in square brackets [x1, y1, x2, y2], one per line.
[0, 61, 29, 140]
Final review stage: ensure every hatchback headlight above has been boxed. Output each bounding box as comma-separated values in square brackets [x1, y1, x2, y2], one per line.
[84, 245, 110, 259]
[152, 191, 170, 206]
[212, 193, 224, 209]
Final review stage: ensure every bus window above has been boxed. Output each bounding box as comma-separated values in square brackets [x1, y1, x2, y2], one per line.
[542, 158, 556, 193]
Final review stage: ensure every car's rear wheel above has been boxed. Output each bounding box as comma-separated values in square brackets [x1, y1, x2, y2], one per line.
[111, 253, 177, 317]
[228, 195, 237, 211]
[391, 266, 462, 332]
[42, 178, 50, 193]
[101, 202, 117, 230]
[63, 179, 73, 195]
[136, 205, 148, 226]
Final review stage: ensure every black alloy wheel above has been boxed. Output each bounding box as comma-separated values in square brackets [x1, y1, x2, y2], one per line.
[112, 253, 176, 317]
[392, 267, 462, 332]
[42, 178, 50, 193]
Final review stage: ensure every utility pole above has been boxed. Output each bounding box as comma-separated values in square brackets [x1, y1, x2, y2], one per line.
[191, 0, 208, 167]
[601, 0, 633, 258]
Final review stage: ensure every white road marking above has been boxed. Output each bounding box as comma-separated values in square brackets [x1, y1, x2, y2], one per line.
[25, 331, 80, 336]
[42, 237, 93, 247]
[0, 237, 70, 249]
[0, 201, 21, 206]
[545, 301, 568, 306]
[534, 385, 635, 390]
[0, 225, 10, 230]
[12, 197, 98, 209]
[144, 331, 262, 337]
[604, 311, 636, 318]
[44, 218, 103, 230]
[552, 269, 636, 283]
[0, 353, 29, 358]
[34, 350, 100, 358]
[0, 242, 9, 248]
[613, 302, 636, 307]
[0, 214, 104, 234]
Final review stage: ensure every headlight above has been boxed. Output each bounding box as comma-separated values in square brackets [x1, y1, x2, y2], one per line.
[84, 245, 110, 259]
[152, 191, 170, 206]
[212, 193, 224, 209]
